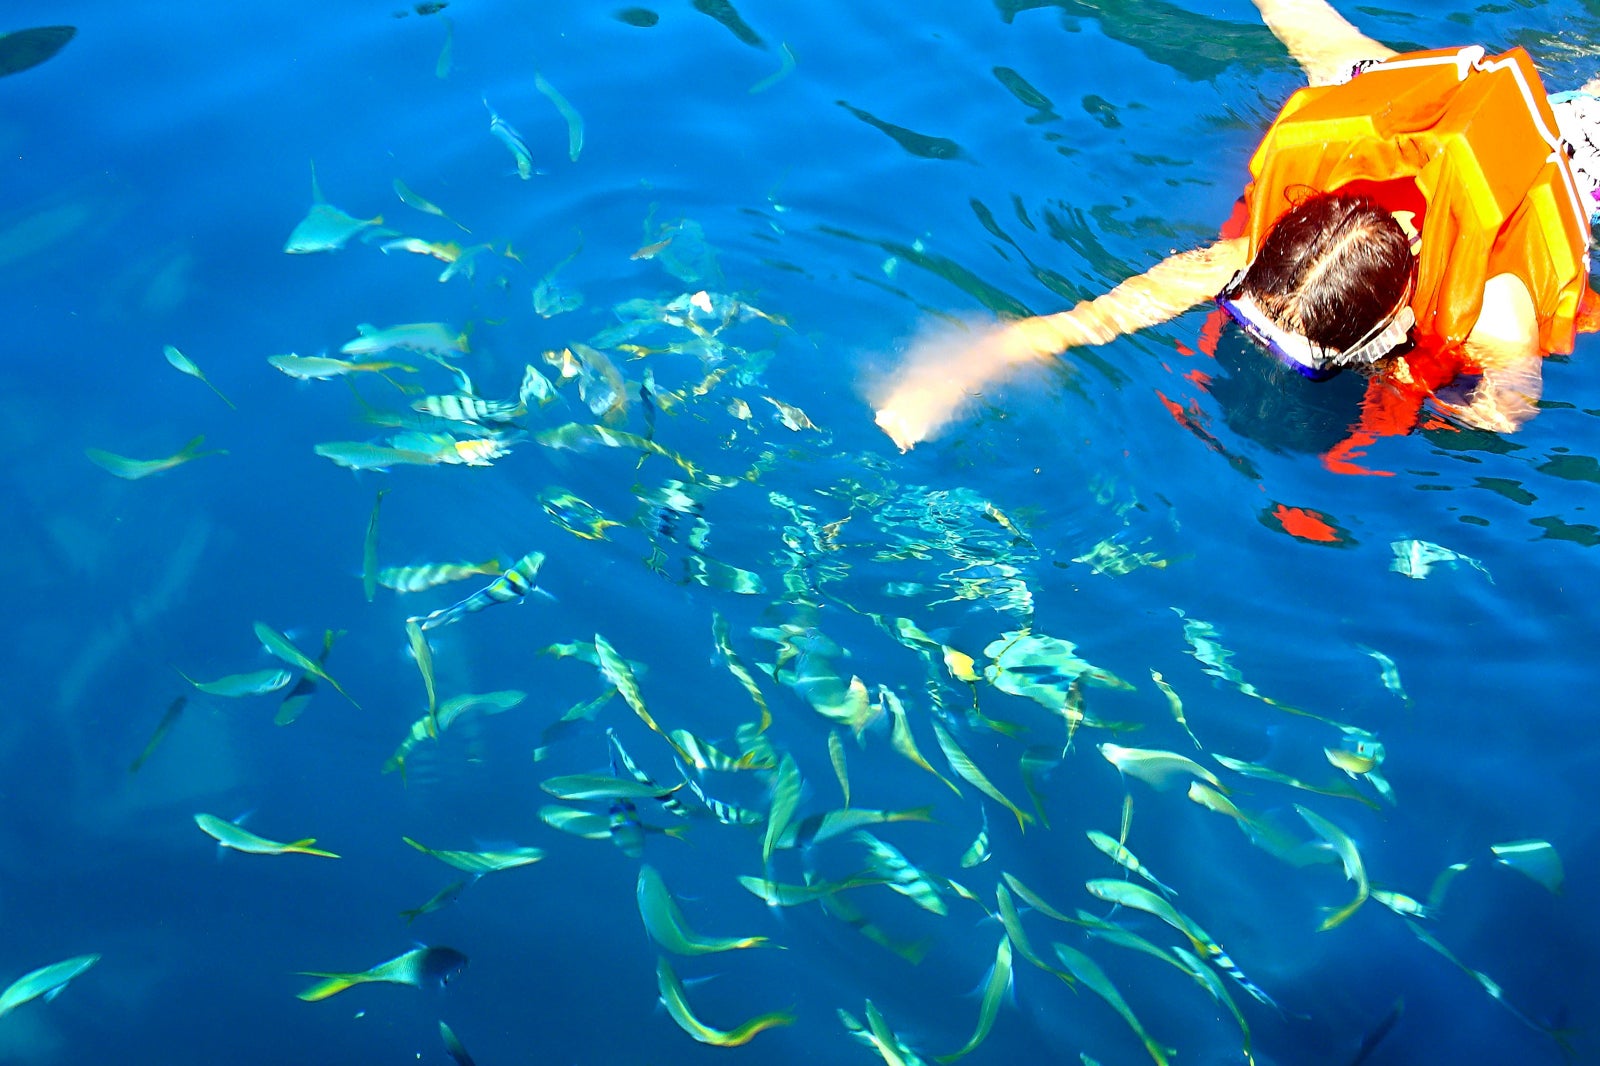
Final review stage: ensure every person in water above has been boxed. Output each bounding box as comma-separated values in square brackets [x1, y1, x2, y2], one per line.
[872, 0, 1600, 452]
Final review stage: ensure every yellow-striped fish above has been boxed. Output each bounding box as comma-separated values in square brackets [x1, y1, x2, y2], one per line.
[655, 955, 793, 1046]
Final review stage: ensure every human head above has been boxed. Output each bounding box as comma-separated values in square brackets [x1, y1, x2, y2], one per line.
[1222, 191, 1417, 375]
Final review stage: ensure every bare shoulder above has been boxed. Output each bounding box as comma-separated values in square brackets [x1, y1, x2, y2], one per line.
[1466, 272, 1539, 362]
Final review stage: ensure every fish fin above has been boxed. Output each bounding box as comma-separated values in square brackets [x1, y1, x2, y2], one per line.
[285, 839, 340, 859]
[296, 973, 359, 1001]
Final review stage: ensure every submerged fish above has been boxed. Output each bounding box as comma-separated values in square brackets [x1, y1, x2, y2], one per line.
[129, 696, 186, 773]
[655, 955, 793, 1047]
[340, 321, 469, 357]
[483, 97, 535, 179]
[0, 26, 76, 78]
[637, 864, 768, 955]
[86, 435, 225, 480]
[297, 946, 467, 1001]
[194, 813, 339, 858]
[163, 345, 235, 408]
[268, 354, 418, 380]
[179, 667, 294, 698]
[0, 954, 99, 1018]
[284, 163, 384, 253]
[402, 836, 544, 874]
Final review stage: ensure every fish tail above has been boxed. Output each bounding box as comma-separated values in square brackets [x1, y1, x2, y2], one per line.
[285, 839, 340, 859]
[296, 972, 362, 1001]
[892, 805, 937, 824]
[720, 1008, 797, 1046]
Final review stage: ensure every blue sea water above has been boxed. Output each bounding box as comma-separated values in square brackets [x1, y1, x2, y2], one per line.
[4, 0, 1600, 1063]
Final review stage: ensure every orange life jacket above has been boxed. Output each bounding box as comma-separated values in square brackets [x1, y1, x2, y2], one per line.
[1242, 45, 1595, 356]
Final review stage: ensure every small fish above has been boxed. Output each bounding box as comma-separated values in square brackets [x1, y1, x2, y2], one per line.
[539, 774, 684, 803]
[535, 70, 583, 162]
[408, 551, 548, 631]
[994, 881, 1072, 981]
[960, 806, 992, 869]
[340, 321, 469, 358]
[275, 629, 339, 727]
[1213, 753, 1378, 808]
[778, 806, 935, 850]
[1295, 805, 1369, 930]
[439, 1020, 477, 1066]
[1054, 942, 1173, 1066]
[0, 954, 99, 1019]
[1169, 945, 1253, 1066]
[284, 162, 384, 253]
[748, 41, 797, 94]
[163, 345, 235, 408]
[856, 832, 947, 916]
[379, 559, 502, 593]
[764, 396, 817, 431]
[483, 97, 535, 179]
[1086, 830, 1177, 897]
[254, 622, 359, 708]
[402, 836, 544, 874]
[594, 633, 692, 763]
[1370, 888, 1434, 920]
[762, 752, 803, 865]
[933, 719, 1031, 830]
[297, 946, 467, 1001]
[1358, 644, 1412, 708]
[737, 871, 887, 907]
[86, 435, 225, 480]
[434, 15, 453, 78]
[129, 696, 185, 773]
[679, 773, 765, 826]
[404, 618, 438, 734]
[1490, 838, 1564, 894]
[655, 955, 794, 1047]
[393, 178, 469, 231]
[839, 1000, 926, 1066]
[637, 864, 768, 955]
[412, 392, 524, 425]
[1149, 670, 1200, 749]
[1099, 743, 1224, 792]
[828, 730, 850, 806]
[0, 26, 75, 79]
[670, 728, 767, 773]
[314, 441, 439, 471]
[882, 685, 961, 795]
[400, 879, 472, 924]
[608, 729, 693, 819]
[268, 354, 418, 380]
[194, 813, 339, 858]
[179, 667, 294, 698]
[1349, 998, 1405, 1066]
[1085, 879, 1276, 1009]
[359, 489, 386, 602]
[382, 236, 463, 261]
[939, 935, 1013, 1060]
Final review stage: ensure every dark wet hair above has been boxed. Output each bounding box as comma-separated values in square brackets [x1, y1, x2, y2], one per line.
[1237, 192, 1416, 361]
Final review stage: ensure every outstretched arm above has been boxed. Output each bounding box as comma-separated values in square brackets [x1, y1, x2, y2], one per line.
[1436, 273, 1544, 432]
[1249, 0, 1396, 86]
[872, 237, 1248, 450]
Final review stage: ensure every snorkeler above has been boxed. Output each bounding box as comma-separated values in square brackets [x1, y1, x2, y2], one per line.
[873, 0, 1600, 450]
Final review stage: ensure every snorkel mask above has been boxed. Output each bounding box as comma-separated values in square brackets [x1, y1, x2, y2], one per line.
[1216, 270, 1416, 381]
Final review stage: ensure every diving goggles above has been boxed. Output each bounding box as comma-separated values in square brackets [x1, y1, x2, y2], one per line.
[1216, 270, 1416, 381]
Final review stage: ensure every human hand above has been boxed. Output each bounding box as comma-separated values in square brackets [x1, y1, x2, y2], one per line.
[870, 316, 1074, 451]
